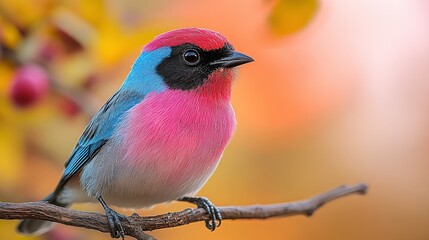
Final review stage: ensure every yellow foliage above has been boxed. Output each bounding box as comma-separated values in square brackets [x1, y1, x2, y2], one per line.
[0, 126, 23, 186]
[0, 0, 53, 27]
[269, 0, 318, 35]
[0, 17, 22, 49]
[61, 0, 106, 27]
[94, 27, 162, 66]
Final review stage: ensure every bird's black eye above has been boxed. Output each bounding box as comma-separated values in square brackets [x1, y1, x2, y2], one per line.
[183, 49, 200, 65]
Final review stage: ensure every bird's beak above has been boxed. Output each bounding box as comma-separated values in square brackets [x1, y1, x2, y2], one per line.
[210, 51, 254, 68]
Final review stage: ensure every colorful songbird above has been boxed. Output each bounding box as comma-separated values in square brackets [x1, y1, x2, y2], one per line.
[17, 28, 253, 239]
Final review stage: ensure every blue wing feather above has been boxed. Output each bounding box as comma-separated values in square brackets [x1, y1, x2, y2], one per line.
[54, 90, 147, 194]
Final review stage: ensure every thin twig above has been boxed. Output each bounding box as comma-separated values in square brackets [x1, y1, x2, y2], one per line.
[0, 183, 367, 240]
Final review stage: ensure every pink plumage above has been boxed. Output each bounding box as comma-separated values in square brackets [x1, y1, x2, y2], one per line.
[116, 69, 237, 205]
[144, 28, 231, 52]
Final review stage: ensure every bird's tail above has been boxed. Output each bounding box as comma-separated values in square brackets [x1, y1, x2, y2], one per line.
[17, 193, 70, 235]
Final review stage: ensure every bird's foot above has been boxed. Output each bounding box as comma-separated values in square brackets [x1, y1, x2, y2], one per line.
[97, 196, 126, 239]
[178, 196, 222, 231]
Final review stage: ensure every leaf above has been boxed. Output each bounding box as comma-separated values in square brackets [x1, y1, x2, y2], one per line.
[0, 0, 53, 29]
[269, 0, 318, 36]
[0, 17, 22, 49]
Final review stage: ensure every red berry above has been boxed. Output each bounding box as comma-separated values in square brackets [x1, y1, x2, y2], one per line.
[9, 64, 49, 107]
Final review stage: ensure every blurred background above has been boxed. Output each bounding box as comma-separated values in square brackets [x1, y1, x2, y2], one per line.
[1, 0, 429, 239]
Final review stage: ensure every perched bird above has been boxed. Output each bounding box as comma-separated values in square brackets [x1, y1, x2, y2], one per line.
[17, 28, 253, 239]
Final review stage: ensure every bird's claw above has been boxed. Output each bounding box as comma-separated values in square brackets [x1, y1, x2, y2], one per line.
[197, 198, 222, 230]
[105, 207, 126, 239]
[98, 196, 126, 239]
[179, 196, 222, 231]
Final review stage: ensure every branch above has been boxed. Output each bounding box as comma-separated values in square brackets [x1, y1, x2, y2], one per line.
[0, 183, 368, 240]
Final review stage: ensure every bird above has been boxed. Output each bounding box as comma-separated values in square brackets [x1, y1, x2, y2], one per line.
[17, 27, 253, 239]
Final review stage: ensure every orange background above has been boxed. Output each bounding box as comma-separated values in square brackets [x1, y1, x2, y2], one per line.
[1, 0, 429, 239]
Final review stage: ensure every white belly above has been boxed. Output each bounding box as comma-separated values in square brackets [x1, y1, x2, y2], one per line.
[77, 134, 223, 208]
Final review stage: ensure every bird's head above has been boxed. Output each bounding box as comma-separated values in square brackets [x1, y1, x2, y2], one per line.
[125, 28, 253, 100]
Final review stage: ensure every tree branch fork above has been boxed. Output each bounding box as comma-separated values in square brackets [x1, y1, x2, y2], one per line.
[0, 183, 368, 240]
